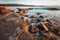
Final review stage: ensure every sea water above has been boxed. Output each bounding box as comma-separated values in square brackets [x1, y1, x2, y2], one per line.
[5, 7, 60, 22]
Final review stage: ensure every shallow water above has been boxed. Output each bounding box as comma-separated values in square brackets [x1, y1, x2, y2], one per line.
[6, 7, 60, 22]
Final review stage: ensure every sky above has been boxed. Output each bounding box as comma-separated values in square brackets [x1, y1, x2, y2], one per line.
[0, 0, 60, 6]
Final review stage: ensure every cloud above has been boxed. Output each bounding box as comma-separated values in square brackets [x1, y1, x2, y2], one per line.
[0, 0, 60, 6]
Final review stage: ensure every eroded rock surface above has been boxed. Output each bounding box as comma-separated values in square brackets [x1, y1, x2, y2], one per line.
[0, 7, 60, 40]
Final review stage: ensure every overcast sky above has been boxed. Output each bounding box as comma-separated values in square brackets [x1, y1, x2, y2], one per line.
[0, 0, 60, 6]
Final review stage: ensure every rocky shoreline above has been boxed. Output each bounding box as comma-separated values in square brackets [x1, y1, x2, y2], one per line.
[0, 7, 60, 40]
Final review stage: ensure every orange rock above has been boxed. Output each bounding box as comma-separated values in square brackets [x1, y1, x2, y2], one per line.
[6, 15, 12, 19]
[13, 13, 20, 17]
[31, 15, 35, 18]
[18, 9, 28, 15]
[0, 7, 14, 15]
[32, 27, 39, 33]
[0, 6, 5, 9]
